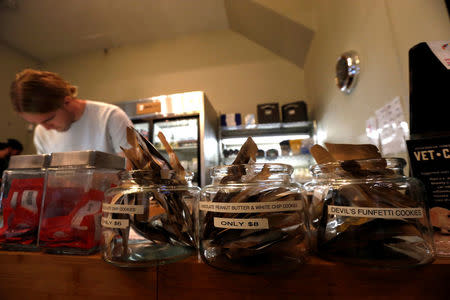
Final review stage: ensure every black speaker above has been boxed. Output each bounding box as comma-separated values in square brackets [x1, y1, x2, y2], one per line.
[257, 103, 280, 124]
[282, 101, 308, 122]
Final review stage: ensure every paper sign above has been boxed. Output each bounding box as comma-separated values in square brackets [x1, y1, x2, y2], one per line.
[375, 97, 409, 155]
[136, 101, 161, 115]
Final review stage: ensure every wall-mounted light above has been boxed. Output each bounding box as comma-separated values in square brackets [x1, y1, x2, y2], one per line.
[335, 51, 360, 94]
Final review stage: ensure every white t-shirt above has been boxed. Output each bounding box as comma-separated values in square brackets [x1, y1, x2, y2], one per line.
[34, 100, 133, 154]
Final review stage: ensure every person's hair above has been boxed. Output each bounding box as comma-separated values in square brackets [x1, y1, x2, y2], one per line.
[10, 69, 78, 113]
[0, 143, 8, 151]
[7, 139, 23, 152]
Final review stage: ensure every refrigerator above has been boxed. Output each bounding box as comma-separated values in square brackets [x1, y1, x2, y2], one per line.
[118, 91, 219, 187]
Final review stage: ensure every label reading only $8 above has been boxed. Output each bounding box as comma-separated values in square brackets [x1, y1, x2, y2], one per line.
[101, 217, 129, 229]
[201, 200, 303, 230]
[213, 217, 269, 229]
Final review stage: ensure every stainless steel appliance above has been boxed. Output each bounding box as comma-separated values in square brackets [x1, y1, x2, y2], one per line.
[118, 91, 219, 187]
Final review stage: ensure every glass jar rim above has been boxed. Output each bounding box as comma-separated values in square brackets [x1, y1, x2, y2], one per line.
[210, 163, 294, 176]
[310, 157, 406, 176]
[119, 169, 193, 182]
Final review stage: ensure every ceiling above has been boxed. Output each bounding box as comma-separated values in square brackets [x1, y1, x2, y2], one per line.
[0, 0, 314, 68]
[0, 0, 229, 62]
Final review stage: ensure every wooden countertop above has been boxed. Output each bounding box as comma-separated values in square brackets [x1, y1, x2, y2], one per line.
[0, 251, 448, 300]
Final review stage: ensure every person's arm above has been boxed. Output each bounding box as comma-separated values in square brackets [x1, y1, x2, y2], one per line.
[106, 106, 133, 168]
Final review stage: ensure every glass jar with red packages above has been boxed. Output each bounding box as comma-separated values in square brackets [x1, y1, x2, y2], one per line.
[39, 151, 124, 255]
[0, 154, 50, 251]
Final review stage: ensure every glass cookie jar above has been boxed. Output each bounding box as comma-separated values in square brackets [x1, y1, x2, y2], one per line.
[39, 151, 124, 255]
[0, 154, 50, 251]
[305, 158, 435, 268]
[101, 170, 199, 268]
[199, 163, 310, 273]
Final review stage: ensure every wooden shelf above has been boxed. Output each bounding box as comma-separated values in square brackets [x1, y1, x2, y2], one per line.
[0, 251, 448, 299]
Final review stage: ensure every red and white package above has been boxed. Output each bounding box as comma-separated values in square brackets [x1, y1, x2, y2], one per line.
[0, 178, 45, 245]
[39, 188, 104, 250]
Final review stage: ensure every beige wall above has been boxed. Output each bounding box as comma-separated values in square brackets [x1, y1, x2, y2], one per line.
[254, 0, 317, 31]
[305, 0, 450, 144]
[46, 30, 306, 118]
[4, 0, 449, 154]
[0, 45, 39, 154]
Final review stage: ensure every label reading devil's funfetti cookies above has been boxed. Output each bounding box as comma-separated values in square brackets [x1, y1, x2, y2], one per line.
[328, 205, 423, 219]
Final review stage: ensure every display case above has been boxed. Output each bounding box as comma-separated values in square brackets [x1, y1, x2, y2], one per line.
[118, 91, 219, 187]
[219, 121, 316, 183]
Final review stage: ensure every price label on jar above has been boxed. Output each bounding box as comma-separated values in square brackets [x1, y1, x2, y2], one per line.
[199, 200, 303, 213]
[213, 217, 269, 229]
[101, 217, 129, 229]
[102, 203, 144, 215]
[328, 205, 424, 219]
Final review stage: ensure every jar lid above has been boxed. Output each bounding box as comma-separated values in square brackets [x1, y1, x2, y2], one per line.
[49, 150, 125, 169]
[122, 169, 193, 180]
[310, 157, 406, 178]
[212, 163, 293, 174]
[210, 163, 294, 184]
[8, 154, 50, 169]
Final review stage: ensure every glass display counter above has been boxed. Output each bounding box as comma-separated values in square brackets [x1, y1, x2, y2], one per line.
[219, 121, 317, 183]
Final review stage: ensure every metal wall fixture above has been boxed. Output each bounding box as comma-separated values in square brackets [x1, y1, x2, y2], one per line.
[335, 51, 360, 94]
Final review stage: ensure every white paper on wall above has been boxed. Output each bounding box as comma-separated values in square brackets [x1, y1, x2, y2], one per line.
[375, 97, 409, 156]
[365, 116, 380, 148]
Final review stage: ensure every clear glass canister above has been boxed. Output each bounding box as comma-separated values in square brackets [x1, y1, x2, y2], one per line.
[101, 170, 199, 267]
[305, 158, 435, 268]
[0, 155, 49, 251]
[199, 163, 309, 273]
[39, 151, 124, 255]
